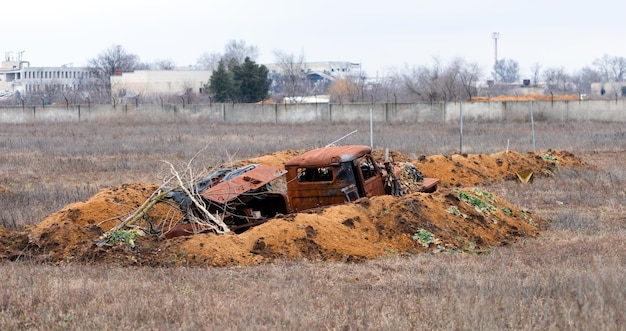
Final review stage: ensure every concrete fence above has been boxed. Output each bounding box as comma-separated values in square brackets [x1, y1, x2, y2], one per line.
[1, 100, 625, 123]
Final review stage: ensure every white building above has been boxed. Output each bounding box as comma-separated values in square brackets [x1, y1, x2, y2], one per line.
[110, 68, 212, 98]
[0, 52, 92, 100]
[591, 82, 626, 97]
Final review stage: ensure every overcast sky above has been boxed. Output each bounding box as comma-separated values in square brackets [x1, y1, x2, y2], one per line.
[4, 0, 626, 79]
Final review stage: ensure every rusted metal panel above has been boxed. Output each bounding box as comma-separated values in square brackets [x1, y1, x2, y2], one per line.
[362, 174, 385, 197]
[201, 164, 286, 204]
[288, 184, 348, 212]
[285, 145, 371, 167]
[420, 177, 440, 193]
[285, 164, 349, 212]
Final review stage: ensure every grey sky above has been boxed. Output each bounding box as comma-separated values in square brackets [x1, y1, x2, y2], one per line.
[4, 0, 626, 79]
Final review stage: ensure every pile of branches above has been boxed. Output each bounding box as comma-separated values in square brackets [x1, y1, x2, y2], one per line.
[383, 162, 425, 196]
[97, 154, 231, 247]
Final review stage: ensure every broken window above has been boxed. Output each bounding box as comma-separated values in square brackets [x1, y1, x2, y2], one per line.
[357, 155, 377, 181]
[297, 167, 333, 182]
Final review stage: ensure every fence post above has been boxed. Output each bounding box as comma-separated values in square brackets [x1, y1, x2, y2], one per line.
[530, 101, 536, 151]
[459, 101, 463, 154]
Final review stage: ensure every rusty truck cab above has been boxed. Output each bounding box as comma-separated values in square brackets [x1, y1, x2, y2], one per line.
[284, 145, 385, 212]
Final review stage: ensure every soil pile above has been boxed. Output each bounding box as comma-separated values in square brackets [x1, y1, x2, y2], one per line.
[241, 149, 305, 168]
[417, 150, 584, 187]
[0, 149, 585, 267]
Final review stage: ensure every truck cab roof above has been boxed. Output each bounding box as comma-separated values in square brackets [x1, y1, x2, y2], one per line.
[285, 145, 372, 167]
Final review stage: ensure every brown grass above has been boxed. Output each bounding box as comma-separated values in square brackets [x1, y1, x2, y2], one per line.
[0, 109, 625, 329]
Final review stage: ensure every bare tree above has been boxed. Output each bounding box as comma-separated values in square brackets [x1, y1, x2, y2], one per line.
[86, 45, 142, 100]
[196, 52, 222, 71]
[376, 74, 405, 102]
[196, 40, 257, 71]
[196, 40, 260, 79]
[399, 57, 481, 102]
[455, 58, 482, 100]
[593, 54, 626, 82]
[494, 58, 520, 83]
[153, 59, 176, 70]
[543, 67, 570, 95]
[530, 62, 542, 85]
[223, 40, 259, 66]
[571, 67, 601, 95]
[272, 50, 308, 101]
[402, 57, 444, 102]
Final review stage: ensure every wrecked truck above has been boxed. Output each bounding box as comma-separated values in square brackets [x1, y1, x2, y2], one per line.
[164, 145, 439, 238]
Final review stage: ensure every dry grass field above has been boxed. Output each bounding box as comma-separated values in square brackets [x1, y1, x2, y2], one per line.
[1, 109, 625, 330]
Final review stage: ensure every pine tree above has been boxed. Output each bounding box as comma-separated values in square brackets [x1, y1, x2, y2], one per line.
[207, 60, 234, 102]
[232, 57, 270, 103]
[206, 57, 270, 103]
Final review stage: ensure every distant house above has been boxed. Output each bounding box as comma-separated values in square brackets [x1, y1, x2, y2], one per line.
[590, 82, 626, 97]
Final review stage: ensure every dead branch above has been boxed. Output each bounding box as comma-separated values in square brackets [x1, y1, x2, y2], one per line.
[165, 160, 230, 233]
[96, 187, 173, 247]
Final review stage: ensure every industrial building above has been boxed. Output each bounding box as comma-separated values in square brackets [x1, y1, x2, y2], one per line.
[0, 51, 93, 100]
[110, 68, 212, 99]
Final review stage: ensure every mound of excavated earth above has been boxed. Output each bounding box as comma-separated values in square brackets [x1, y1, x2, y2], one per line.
[0, 149, 585, 267]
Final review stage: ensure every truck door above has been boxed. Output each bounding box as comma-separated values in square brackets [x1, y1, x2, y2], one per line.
[355, 155, 385, 198]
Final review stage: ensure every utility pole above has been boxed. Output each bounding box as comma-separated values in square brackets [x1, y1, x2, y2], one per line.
[492, 32, 499, 83]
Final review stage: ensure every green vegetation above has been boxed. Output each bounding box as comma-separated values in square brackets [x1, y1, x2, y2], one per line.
[541, 153, 560, 174]
[501, 207, 513, 215]
[473, 188, 496, 203]
[541, 153, 558, 162]
[457, 189, 496, 213]
[206, 57, 270, 103]
[105, 228, 144, 247]
[446, 206, 462, 216]
[412, 228, 435, 247]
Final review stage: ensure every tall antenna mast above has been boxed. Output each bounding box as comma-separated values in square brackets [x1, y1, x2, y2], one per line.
[492, 32, 499, 83]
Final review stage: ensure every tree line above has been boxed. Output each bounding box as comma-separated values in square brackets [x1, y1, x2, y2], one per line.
[5, 40, 626, 106]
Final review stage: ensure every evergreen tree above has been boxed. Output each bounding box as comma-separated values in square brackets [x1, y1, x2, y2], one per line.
[206, 57, 270, 103]
[207, 60, 234, 102]
[232, 57, 270, 103]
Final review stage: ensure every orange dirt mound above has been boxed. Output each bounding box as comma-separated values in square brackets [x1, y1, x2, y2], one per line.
[154, 188, 543, 266]
[31, 183, 183, 232]
[416, 150, 583, 187]
[243, 149, 305, 168]
[0, 149, 585, 267]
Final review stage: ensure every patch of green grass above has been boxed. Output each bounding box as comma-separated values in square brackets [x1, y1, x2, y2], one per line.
[541, 153, 560, 174]
[105, 228, 144, 247]
[446, 206, 461, 216]
[457, 190, 496, 213]
[473, 188, 496, 203]
[446, 206, 468, 219]
[501, 207, 513, 216]
[412, 228, 434, 247]
[541, 153, 558, 162]
[520, 211, 538, 227]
